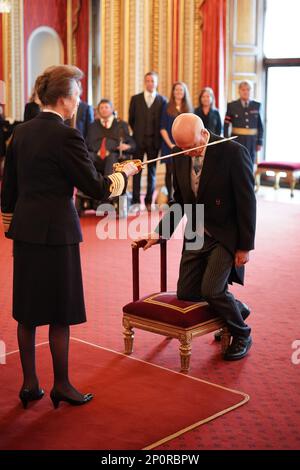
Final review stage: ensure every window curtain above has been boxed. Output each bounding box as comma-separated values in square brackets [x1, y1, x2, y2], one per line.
[200, 0, 226, 111]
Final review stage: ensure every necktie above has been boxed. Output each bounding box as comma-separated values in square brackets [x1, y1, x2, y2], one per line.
[99, 120, 108, 159]
[147, 94, 153, 108]
[193, 156, 201, 175]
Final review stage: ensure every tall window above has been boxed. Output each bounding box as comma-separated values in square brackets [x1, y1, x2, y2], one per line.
[264, 0, 300, 163]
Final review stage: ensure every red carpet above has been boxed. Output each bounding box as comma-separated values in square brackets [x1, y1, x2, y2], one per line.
[1, 196, 300, 449]
[0, 339, 248, 450]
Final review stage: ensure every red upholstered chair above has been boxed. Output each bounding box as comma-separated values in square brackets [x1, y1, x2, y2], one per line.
[255, 161, 300, 197]
[122, 239, 230, 372]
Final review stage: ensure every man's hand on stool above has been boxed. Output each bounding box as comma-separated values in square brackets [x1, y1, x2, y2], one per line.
[131, 232, 160, 250]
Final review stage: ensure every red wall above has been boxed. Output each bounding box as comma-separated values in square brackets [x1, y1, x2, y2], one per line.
[23, 0, 68, 100]
[74, 0, 89, 101]
[23, 0, 89, 101]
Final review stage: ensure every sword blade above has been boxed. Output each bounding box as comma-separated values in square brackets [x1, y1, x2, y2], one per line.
[142, 135, 238, 166]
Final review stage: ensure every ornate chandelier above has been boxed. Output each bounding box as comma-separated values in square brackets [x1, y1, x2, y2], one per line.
[0, 0, 11, 13]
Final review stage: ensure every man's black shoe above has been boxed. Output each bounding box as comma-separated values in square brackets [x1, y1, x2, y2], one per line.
[214, 303, 251, 342]
[223, 335, 252, 361]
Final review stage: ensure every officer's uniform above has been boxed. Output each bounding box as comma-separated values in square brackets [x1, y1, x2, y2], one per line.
[224, 99, 263, 164]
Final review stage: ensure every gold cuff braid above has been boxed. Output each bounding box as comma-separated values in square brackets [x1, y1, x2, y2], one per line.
[2, 212, 13, 232]
[107, 173, 125, 197]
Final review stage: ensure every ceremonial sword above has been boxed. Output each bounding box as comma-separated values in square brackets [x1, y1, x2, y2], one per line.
[143, 135, 238, 166]
[113, 136, 238, 172]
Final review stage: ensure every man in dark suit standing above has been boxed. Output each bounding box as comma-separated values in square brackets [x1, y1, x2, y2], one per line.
[68, 82, 94, 138]
[224, 81, 263, 166]
[128, 71, 166, 212]
[76, 99, 94, 139]
[138, 113, 256, 361]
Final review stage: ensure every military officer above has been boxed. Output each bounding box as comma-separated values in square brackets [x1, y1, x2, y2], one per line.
[224, 81, 263, 165]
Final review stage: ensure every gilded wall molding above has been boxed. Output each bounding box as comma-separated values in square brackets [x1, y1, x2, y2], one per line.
[67, 0, 73, 64]
[3, 0, 24, 120]
[192, 0, 204, 105]
[178, 0, 195, 96]
[2, 12, 10, 115]
[101, 0, 121, 114]
[157, 0, 172, 98]
[151, 0, 159, 74]
[100, 0, 204, 118]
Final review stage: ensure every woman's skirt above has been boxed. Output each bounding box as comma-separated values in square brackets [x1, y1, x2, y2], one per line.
[13, 241, 86, 326]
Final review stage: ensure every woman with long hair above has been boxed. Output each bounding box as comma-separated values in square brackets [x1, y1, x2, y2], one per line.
[194, 87, 222, 135]
[160, 81, 193, 202]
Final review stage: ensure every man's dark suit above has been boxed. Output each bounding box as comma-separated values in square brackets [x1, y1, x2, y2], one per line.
[129, 92, 166, 205]
[86, 117, 135, 175]
[156, 133, 256, 338]
[76, 100, 94, 139]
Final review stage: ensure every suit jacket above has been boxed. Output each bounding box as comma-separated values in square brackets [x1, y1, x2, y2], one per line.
[194, 107, 222, 135]
[86, 118, 136, 165]
[128, 92, 166, 150]
[0, 112, 126, 245]
[156, 133, 256, 285]
[76, 100, 94, 138]
[24, 102, 41, 122]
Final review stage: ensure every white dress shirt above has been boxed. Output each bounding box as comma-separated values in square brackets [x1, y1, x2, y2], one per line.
[144, 90, 157, 108]
[100, 114, 114, 129]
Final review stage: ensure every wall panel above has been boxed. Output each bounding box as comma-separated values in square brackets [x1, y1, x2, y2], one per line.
[227, 0, 264, 102]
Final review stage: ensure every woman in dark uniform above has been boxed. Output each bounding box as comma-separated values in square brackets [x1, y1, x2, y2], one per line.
[194, 87, 222, 135]
[1, 65, 138, 409]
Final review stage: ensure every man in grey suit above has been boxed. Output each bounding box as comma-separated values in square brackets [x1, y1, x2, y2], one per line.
[138, 113, 256, 361]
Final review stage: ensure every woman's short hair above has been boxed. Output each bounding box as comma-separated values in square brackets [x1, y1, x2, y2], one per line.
[35, 65, 84, 106]
[198, 87, 216, 109]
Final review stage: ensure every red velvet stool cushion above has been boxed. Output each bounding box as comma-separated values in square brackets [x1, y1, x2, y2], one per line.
[123, 292, 219, 328]
[257, 162, 300, 171]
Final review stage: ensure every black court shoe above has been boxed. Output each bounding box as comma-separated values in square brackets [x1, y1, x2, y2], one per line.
[19, 388, 45, 409]
[50, 389, 93, 409]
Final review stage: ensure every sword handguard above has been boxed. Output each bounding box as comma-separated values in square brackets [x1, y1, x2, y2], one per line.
[113, 159, 143, 173]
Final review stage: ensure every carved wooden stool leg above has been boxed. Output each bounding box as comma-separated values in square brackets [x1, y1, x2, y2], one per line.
[287, 171, 296, 198]
[274, 171, 281, 190]
[179, 333, 192, 373]
[123, 318, 134, 355]
[221, 327, 231, 354]
[255, 171, 261, 193]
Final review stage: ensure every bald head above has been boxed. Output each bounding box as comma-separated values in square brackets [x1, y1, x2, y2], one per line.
[171, 113, 208, 156]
